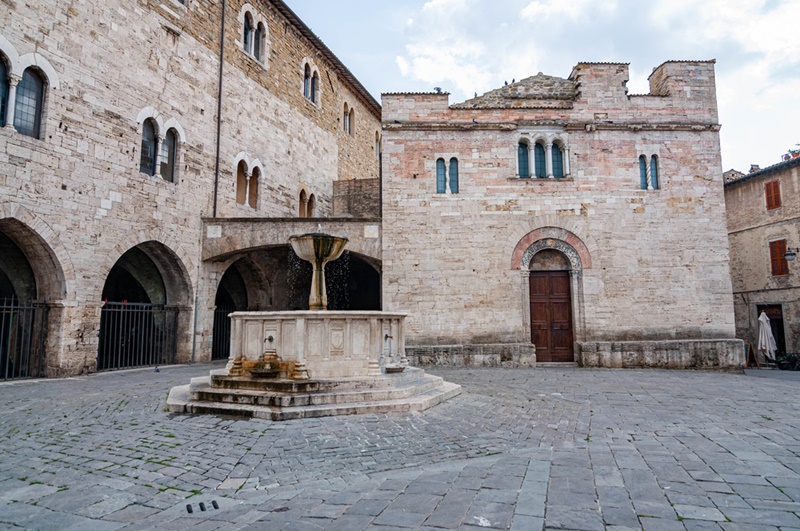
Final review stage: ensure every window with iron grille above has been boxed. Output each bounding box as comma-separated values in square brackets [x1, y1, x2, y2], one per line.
[766, 181, 781, 210]
[770, 239, 788, 276]
[14, 68, 45, 138]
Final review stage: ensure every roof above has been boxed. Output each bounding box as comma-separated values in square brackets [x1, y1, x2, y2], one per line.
[724, 156, 800, 188]
[451, 73, 578, 109]
[271, 0, 381, 119]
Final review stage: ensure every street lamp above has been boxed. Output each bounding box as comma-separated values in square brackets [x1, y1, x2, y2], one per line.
[785, 247, 800, 261]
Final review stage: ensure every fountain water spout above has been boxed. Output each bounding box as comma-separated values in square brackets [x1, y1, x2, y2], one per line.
[288, 232, 348, 311]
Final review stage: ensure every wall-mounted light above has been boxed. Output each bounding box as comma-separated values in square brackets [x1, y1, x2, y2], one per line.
[785, 247, 800, 261]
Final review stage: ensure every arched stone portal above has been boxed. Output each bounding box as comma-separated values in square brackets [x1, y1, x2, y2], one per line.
[98, 242, 192, 371]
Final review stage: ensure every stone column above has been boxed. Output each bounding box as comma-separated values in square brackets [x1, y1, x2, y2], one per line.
[154, 134, 165, 177]
[546, 142, 554, 178]
[646, 157, 653, 190]
[564, 146, 571, 177]
[292, 317, 309, 379]
[244, 170, 252, 205]
[4, 74, 20, 129]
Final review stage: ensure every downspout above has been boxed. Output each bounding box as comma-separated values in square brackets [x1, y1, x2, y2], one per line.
[212, 0, 227, 218]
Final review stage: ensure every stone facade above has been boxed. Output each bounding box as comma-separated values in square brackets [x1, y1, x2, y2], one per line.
[0, 0, 380, 376]
[725, 157, 800, 360]
[381, 61, 743, 368]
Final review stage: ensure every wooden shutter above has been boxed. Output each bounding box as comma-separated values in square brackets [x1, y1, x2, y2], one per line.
[518, 143, 529, 178]
[639, 156, 648, 189]
[449, 158, 459, 194]
[534, 143, 546, 178]
[770, 239, 788, 276]
[436, 158, 446, 194]
[766, 181, 781, 210]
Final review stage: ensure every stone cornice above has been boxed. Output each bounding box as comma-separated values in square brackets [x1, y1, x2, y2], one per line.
[382, 121, 721, 133]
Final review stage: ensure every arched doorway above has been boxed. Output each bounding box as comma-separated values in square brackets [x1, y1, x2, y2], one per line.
[528, 249, 573, 362]
[98, 242, 189, 371]
[212, 263, 248, 360]
[0, 231, 48, 379]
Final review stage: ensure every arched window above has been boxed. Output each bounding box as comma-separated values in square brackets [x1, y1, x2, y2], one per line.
[311, 72, 319, 104]
[0, 58, 8, 128]
[375, 131, 380, 158]
[160, 128, 178, 182]
[307, 194, 316, 217]
[139, 118, 158, 175]
[552, 144, 564, 179]
[14, 68, 45, 138]
[650, 155, 660, 189]
[254, 22, 264, 60]
[436, 158, 446, 194]
[343, 103, 350, 133]
[236, 160, 247, 205]
[534, 143, 546, 178]
[639, 155, 648, 190]
[299, 189, 308, 217]
[518, 142, 530, 178]
[243, 13, 254, 55]
[303, 64, 311, 100]
[248, 167, 259, 209]
[449, 158, 459, 194]
[348, 108, 354, 135]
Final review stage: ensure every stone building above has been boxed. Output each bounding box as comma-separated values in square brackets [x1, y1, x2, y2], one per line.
[725, 156, 800, 359]
[381, 61, 743, 368]
[0, 0, 382, 378]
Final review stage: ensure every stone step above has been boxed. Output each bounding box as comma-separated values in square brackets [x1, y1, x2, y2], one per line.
[210, 367, 427, 393]
[171, 382, 462, 421]
[191, 374, 444, 408]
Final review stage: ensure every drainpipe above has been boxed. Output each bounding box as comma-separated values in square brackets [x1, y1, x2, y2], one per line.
[212, 0, 227, 218]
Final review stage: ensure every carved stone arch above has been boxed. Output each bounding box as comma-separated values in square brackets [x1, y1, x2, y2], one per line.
[233, 151, 251, 172]
[162, 117, 186, 143]
[0, 35, 20, 72]
[136, 107, 163, 135]
[17, 52, 60, 89]
[520, 238, 582, 271]
[510, 225, 592, 271]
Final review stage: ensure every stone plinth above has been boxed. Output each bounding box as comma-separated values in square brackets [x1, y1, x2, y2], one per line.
[228, 311, 406, 379]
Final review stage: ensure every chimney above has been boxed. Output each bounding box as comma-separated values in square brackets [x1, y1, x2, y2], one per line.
[749, 164, 761, 174]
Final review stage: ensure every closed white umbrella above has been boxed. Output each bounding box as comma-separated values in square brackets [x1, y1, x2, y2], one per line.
[757, 311, 778, 363]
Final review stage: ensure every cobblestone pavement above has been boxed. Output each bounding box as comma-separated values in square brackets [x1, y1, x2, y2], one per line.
[2, 364, 800, 530]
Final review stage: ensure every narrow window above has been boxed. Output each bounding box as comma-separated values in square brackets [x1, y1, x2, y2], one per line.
[303, 64, 311, 99]
[139, 119, 158, 175]
[311, 72, 319, 104]
[375, 132, 380, 158]
[766, 181, 781, 210]
[307, 194, 316, 217]
[348, 109, 354, 135]
[160, 128, 177, 182]
[343, 104, 349, 133]
[650, 155, 659, 189]
[236, 161, 247, 205]
[534, 143, 546, 178]
[639, 155, 648, 190]
[254, 23, 264, 60]
[299, 189, 308, 217]
[243, 13, 254, 55]
[449, 158, 459, 194]
[770, 239, 789, 276]
[248, 167, 259, 209]
[436, 158, 446, 194]
[14, 68, 45, 138]
[0, 58, 8, 127]
[518, 142, 530, 178]
[552, 144, 564, 178]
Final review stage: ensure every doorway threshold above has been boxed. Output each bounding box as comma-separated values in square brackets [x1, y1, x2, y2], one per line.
[536, 362, 578, 368]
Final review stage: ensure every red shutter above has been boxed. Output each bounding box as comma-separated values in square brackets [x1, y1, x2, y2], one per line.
[766, 181, 782, 210]
[770, 240, 788, 276]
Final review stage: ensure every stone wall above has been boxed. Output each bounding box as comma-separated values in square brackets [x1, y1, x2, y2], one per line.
[333, 178, 381, 217]
[578, 340, 744, 369]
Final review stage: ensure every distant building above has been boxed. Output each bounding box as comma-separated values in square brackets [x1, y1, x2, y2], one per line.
[724, 157, 800, 359]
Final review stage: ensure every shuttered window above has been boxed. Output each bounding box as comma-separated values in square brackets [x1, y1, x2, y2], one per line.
[552, 145, 564, 178]
[518, 142, 530, 178]
[534, 143, 546, 178]
[770, 239, 789, 276]
[650, 155, 660, 189]
[639, 156, 648, 189]
[436, 158, 446, 194]
[766, 181, 781, 210]
[449, 158, 459, 194]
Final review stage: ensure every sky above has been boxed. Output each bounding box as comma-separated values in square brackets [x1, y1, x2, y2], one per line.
[284, 0, 799, 173]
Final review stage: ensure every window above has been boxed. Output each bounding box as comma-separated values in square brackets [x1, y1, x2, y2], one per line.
[139, 119, 158, 175]
[248, 167, 259, 209]
[14, 68, 45, 138]
[348, 108, 354, 135]
[303, 64, 311, 100]
[449, 158, 459, 193]
[766, 181, 781, 210]
[375, 132, 380, 158]
[254, 23, 264, 60]
[307, 194, 316, 217]
[299, 189, 308, 217]
[771, 239, 789, 276]
[343, 104, 350, 133]
[436, 158, 446, 194]
[311, 72, 319, 104]
[639, 155, 648, 190]
[236, 160, 247, 205]
[650, 155, 659, 189]
[0, 58, 8, 127]
[552, 144, 564, 179]
[518, 142, 530, 178]
[160, 128, 177, 182]
[534, 143, 546, 178]
[243, 13, 254, 55]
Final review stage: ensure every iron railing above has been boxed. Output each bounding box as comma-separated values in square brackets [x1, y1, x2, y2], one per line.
[97, 302, 178, 371]
[212, 305, 235, 360]
[1, 299, 48, 380]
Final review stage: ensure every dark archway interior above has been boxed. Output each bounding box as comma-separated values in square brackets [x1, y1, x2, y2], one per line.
[215, 263, 249, 310]
[102, 247, 165, 304]
[0, 232, 37, 304]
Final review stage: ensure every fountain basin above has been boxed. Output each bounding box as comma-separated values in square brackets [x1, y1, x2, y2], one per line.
[288, 233, 348, 311]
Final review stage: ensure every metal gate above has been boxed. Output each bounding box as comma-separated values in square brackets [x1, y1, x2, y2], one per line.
[212, 305, 235, 360]
[1, 299, 48, 380]
[97, 302, 178, 371]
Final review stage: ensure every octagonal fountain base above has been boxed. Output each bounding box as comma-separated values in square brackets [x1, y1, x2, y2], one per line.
[167, 310, 461, 420]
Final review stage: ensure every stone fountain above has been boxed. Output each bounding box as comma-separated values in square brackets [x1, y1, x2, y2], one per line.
[167, 231, 460, 420]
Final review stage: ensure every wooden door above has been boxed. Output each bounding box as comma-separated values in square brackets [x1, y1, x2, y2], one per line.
[530, 271, 573, 362]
